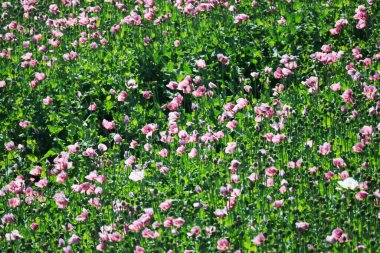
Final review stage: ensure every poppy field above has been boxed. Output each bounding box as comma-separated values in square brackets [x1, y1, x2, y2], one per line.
[0, 0, 380, 252]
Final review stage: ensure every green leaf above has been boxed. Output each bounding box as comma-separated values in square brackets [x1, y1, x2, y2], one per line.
[27, 154, 38, 163]
[40, 148, 59, 161]
[48, 125, 63, 135]
[104, 100, 115, 112]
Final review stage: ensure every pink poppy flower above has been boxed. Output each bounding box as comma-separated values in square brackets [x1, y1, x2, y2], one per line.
[108, 232, 122, 242]
[248, 173, 259, 181]
[324, 171, 335, 180]
[353, 142, 365, 152]
[224, 103, 235, 111]
[102, 119, 115, 130]
[49, 4, 60, 14]
[265, 167, 278, 177]
[214, 208, 228, 218]
[88, 103, 97, 111]
[308, 166, 318, 174]
[173, 40, 180, 47]
[341, 89, 355, 104]
[118, 91, 128, 101]
[19, 121, 31, 128]
[231, 174, 240, 183]
[264, 177, 275, 187]
[269, 6, 276, 12]
[217, 54, 230, 65]
[29, 80, 38, 88]
[359, 181, 368, 191]
[159, 200, 172, 211]
[330, 83, 341, 91]
[318, 142, 331, 155]
[141, 227, 158, 238]
[5, 141, 15, 151]
[142, 91, 153, 100]
[333, 158, 346, 168]
[225, 142, 237, 153]
[338, 233, 349, 243]
[272, 199, 284, 208]
[30, 222, 39, 231]
[53, 191, 69, 209]
[234, 14, 249, 24]
[330, 28, 340, 35]
[321, 45, 332, 52]
[217, 238, 230, 251]
[163, 217, 173, 227]
[279, 185, 287, 194]
[326, 234, 336, 243]
[167, 81, 178, 90]
[331, 228, 343, 241]
[192, 86, 206, 97]
[98, 144, 107, 152]
[76, 208, 89, 221]
[114, 134, 123, 143]
[204, 226, 216, 236]
[302, 76, 318, 94]
[34, 72, 46, 81]
[35, 177, 48, 188]
[196, 59, 206, 69]
[236, 98, 249, 109]
[252, 233, 266, 246]
[339, 171, 350, 179]
[89, 198, 101, 208]
[67, 143, 80, 154]
[159, 148, 168, 157]
[158, 166, 169, 175]
[68, 234, 80, 244]
[226, 120, 237, 129]
[355, 191, 369, 200]
[188, 148, 198, 158]
[295, 221, 309, 231]
[141, 123, 158, 135]
[362, 85, 377, 100]
[129, 140, 138, 149]
[125, 156, 136, 167]
[277, 16, 286, 25]
[360, 126, 373, 135]
[43, 96, 53, 105]
[96, 242, 106, 251]
[6, 230, 23, 241]
[173, 217, 185, 227]
[272, 134, 286, 144]
[1, 214, 16, 224]
[82, 147, 97, 157]
[274, 68, 284, 79]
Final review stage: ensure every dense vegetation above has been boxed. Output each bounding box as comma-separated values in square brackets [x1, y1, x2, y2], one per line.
[0, 0, 379, 252]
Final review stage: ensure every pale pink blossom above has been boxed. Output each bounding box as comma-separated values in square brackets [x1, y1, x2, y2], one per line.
[43, 96, 53, 105]
[318, 142, 331, 155]
[19, 121, 31, 128]
[252, 233, 266, 246]
[129, 170, 145, 181]
[196, 59, 206, 69]
[5, 230, 23, 241]
[272, 199, 284, 208]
